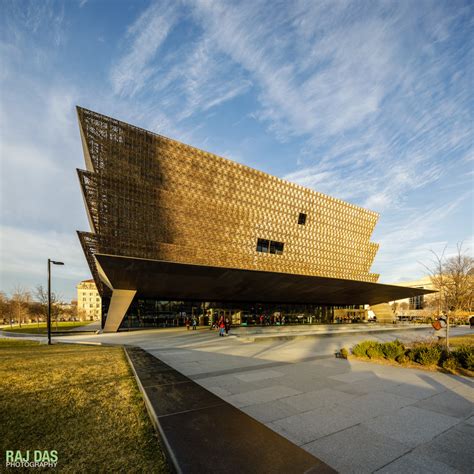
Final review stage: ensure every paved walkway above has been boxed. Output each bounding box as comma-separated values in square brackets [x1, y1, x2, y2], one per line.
[12, 325, 474, 472]
[67, 320, 102, 332]
[126, 346, 334, 473]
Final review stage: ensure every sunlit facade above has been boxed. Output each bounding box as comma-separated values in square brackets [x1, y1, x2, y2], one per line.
[76, 106, 431, 331]
[76, 279, 101, 321]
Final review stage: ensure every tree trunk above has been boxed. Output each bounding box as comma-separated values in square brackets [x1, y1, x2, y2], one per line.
[446, 314, 450, 351]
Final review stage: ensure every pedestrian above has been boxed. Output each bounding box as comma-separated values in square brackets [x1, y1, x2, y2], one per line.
[192, 316, 197, 330]
[225, 317, 230, 335]
[185, 317, 190, 330]
[218, 316, 225, 337]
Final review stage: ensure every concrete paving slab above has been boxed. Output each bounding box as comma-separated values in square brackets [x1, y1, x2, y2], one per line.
[413, 390, 474, 419]
[280, 387, 356, 412]
[376, 452, 460, 473]
[254, 374, 343, 394]
[303, 424, 411, 474]
[226, 385, 302, 408]
[329, 370, 378, 383]
[233, 369, 284, 382]
[197, 377, 261, 395]
[270, 405, 361, 444]
[363, 405, 460, 447]
[336, 391, 415, 421]
[333, 377, 401, 396]
[412, 422, 474, 473]
[241, 399, 301, 423]
[385, 380, 443, 400]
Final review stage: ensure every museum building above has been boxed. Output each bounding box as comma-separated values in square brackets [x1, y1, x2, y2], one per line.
[76, 107, 430, 332]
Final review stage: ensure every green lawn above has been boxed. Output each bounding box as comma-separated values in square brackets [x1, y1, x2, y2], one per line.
[0, 339, 168, 472]
[448, 334, 474, 347]
[2, 321, 95, 334]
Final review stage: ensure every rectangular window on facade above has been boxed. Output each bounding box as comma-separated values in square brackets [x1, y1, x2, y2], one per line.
[298, 213, 307, 225]
[273, 241, 284, 254]
[257, 238, 284, 255]
[256, 238, 270, 253]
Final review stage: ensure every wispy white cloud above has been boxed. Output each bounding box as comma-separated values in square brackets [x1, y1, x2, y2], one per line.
[109, 1, 180, 97]
[189, 0, 472, 214]
[373, 191, 473, 282]
[109, 6, 253, 136]
[1, 1, 89, 298]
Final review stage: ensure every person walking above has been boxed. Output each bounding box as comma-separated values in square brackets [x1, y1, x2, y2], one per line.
[225, 317, 230, 335]
[218, 316, 225, 337]
[192, 316, 197, 330]
[185, 317, 190, 331]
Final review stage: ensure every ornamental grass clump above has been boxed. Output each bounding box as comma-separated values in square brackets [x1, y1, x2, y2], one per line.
[349, 335, 473, 374]
[415, 345, 443, 366]
[395, 353, 409, 364]
[452, 345, 474, 371]
[381, 341, 405, 360]
[352, 340, 379, 358]
[367, 344, 384, 359]
[442, 356, 459, 371]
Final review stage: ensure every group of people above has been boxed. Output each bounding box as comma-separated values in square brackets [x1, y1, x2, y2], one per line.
[258, 314, 286, 326]
[185, 315, 231, 336]
[184, 316, 198, 330]
[213, 316, 231, 336]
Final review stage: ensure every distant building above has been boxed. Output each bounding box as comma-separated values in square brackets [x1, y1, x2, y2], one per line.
[77, 279, 101, 320]
[390, 276, 438, 318]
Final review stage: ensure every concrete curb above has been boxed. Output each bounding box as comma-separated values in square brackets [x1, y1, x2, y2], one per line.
[124, 347, 179, 473]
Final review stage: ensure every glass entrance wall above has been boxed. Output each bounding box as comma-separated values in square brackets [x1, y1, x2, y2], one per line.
[117, 298, 365, 329]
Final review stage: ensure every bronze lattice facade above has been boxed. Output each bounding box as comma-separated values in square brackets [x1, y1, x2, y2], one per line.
[76, 107, 432, 331]
[77, 107, 379, 290]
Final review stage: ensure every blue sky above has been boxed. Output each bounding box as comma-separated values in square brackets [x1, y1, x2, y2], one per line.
[0, 0, 473, 301]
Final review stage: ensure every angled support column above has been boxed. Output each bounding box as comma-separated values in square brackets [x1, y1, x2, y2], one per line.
[103, 289, 136, 332]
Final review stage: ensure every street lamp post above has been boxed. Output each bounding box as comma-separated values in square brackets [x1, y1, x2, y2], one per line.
[48, 259, 64, 345]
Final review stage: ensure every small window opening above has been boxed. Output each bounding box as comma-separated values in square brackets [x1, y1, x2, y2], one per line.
[298, 213, 307, 225]
[256, 239, 270, 253]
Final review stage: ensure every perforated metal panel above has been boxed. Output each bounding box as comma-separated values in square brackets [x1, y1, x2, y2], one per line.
[76, 106, 380, 297]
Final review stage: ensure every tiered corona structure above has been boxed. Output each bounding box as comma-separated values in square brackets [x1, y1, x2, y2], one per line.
[76, 106, 431, 331]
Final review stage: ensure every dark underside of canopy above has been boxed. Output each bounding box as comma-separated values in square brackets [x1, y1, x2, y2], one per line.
[95, 254, 434, 306]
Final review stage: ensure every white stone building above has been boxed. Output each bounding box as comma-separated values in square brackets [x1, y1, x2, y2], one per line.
[77, 279, 101, 321]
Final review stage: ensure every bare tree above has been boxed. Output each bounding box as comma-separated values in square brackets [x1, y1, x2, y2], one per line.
[35, 285, 62, 329]
[0, 291, 10, 325]
[423, 242, 474, 349]
[11, 286, 32, 327]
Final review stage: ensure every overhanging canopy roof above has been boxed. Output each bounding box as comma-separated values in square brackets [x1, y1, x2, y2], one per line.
[95, 254, 434, 306]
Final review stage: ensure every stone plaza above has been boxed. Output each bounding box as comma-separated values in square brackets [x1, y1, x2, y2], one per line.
[55, 325, 473, 473]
